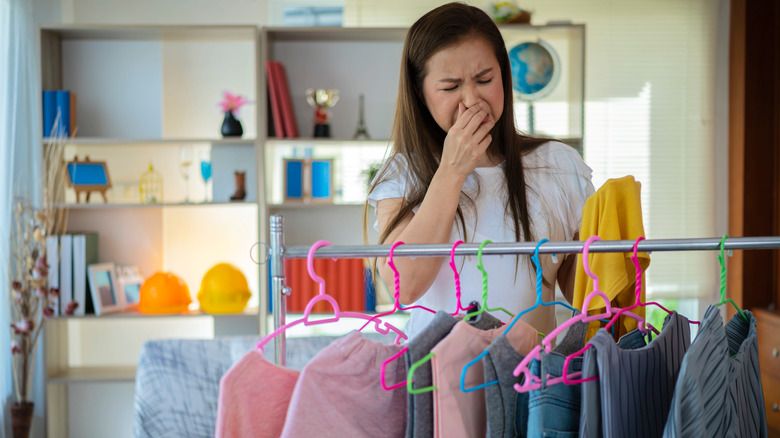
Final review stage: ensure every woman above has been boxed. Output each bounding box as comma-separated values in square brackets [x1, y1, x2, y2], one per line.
[366, 2, 594, 338]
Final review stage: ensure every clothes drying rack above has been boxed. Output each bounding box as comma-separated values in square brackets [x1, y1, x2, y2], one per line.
[267, 214, 780, 366]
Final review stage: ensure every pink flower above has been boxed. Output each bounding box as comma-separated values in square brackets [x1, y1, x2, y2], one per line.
[11, 319, 33, 335]
[65, 301, 79, 316]
[11, 341, 21, 355]
[217, 91, 251, 114]
[43, 307, 54, 318]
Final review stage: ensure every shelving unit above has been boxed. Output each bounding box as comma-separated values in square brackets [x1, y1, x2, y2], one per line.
[39, 24, 265, 438]
[37, 22, 585, 437]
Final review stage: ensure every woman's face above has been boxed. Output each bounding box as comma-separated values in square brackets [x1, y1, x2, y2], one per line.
[421, 36, 504, 133]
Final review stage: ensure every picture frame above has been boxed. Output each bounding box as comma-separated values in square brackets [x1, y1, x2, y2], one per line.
[283, 158, 305, 202]
[87, 262, 124, 315]
[116, 265, 144, 309]
[65, 155, 112, 203]
[282, 157, 334, 204]
[309, 158, 333, 203]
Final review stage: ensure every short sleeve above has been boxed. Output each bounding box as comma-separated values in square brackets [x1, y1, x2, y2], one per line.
[546, 142, 595, 232]
[366, 154, 413, 231]
[526, 141, 595, 240]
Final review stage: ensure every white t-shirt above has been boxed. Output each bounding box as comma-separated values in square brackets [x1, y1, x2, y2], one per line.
[367, 141, 595, 338]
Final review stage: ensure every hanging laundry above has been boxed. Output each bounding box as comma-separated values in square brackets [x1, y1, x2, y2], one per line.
[527, 322, 650, 436]
[663, 305, 768, 437]
[405, 310, 502, 438]
[579, 311, 691, 437]
[281, 331, 408, 437]
[431, 318, 538, 438]
[573, 175, 650, 340]
[215, 350, 298, 438]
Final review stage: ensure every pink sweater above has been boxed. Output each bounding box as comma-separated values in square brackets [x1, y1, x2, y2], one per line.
[431, 319, 538, 438]
[215, 350, 299, 438]
[281, 332, 407, 437]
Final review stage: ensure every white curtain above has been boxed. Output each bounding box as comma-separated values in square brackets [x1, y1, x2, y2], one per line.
[0, 0, 44, 435]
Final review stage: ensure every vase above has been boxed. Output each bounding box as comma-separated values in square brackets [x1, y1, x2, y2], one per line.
[10, 402, 33, 438]
[221, 111, 243, 137]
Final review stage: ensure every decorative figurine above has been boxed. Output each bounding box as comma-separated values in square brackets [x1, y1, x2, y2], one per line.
[305, 88, 339, 138]
[140, 163, 162, 204]
[230, 171, 247, 201]
[352, 94, 371, 140]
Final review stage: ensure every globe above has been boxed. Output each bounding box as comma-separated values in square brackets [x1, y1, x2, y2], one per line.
[508, 40, 560, 101]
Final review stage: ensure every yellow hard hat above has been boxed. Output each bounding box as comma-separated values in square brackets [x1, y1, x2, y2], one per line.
[138, 272, 192, 314]
[197, 263, 251, 314]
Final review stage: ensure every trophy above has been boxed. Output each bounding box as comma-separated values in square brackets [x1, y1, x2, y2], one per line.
[305, 88, 339, 138]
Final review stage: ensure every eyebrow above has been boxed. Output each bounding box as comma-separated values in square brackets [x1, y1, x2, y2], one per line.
[438, 67, 493, 83]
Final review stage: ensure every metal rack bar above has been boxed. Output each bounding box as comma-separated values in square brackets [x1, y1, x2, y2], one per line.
[268, 214, 780, 365]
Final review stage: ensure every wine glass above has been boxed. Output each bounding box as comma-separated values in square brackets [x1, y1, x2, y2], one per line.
[200, 150, 212, 203]
[179, 147, 193, 203]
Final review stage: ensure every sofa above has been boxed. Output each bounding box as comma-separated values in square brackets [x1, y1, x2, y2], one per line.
[133, 333, 394, 438]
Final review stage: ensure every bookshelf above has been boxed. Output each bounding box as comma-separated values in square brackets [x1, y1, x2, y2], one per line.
[39, 24, 266, 438]
[37, 22, 584, 438]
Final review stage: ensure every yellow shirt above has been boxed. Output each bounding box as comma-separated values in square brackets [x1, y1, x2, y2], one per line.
[573, 175, 650, 340]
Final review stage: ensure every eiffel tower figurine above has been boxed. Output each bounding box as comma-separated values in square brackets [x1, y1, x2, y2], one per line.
[352, 94, 371, 140]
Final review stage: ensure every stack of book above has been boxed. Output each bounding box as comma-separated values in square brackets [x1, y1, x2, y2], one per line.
[265, 60, 298, 138]
[46, 232, 97, 316]
[42, 89, 77, 137]
[283, 258, 367, 313]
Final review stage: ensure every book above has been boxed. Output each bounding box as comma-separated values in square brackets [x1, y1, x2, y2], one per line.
[46, 235, 60, 316]
[265, 60, 285, 138]
[72, 232, 98, 316]
[59, 234, 73, 314]
[273, 61, 299, 138]
[55, 90, 71, 137]
[70, 92, 78, 137]
[42, 90, 57, 137]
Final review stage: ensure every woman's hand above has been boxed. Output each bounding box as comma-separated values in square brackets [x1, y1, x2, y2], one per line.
[439, 102, 495, 178]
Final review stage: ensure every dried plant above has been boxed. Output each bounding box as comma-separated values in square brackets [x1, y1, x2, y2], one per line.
[8, 118, 68, 403]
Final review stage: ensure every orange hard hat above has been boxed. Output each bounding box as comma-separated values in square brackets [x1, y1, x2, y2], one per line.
[197, 263, 251, 314]
[138, 271, 192, 314]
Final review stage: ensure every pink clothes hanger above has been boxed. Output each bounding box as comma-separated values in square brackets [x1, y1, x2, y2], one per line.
[256, 240, 408, 353]
[404, 240, 478, 395]
[377, 241, 436, 391]
[512, 235, 649, 393]
[449, 240, 476, 315]
[556, 236, 673, 386]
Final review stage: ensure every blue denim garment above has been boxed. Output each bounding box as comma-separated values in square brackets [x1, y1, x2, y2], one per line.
[526, 328, 648, 437]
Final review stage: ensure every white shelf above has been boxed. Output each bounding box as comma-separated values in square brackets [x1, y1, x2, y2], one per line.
[57, 201, 258, 209]
[47, 137, 257, 146]
[47, 366, 137, 384]
[269, 203, 364, 210]
[49, 308, 260, 320]
[265, 138, 390, 145]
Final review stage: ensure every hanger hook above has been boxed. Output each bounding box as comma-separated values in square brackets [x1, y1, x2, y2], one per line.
[582, 235, 602, 285]
[449, 240, 466, 313]
[476, 239, 492, 306]
[533, 239, 549, 300]
[718, 234, 728, 301]
[307, 240, 332, 296]
[632, 236, 645, 295]
[389, 241, 404, 306]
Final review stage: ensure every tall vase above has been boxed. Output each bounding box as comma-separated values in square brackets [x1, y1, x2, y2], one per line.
[220, 111, 244, 137]
[10, 402, 33, 438]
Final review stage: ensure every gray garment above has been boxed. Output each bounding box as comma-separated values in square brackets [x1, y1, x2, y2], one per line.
[405, 310, 502, 438]
[484, 334, 528, 438]
[663, 306, 768, 438]
[580, 311, 691, 438]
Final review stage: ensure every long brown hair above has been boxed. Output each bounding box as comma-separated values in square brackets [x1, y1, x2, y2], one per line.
[365, 2, 548, 247]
